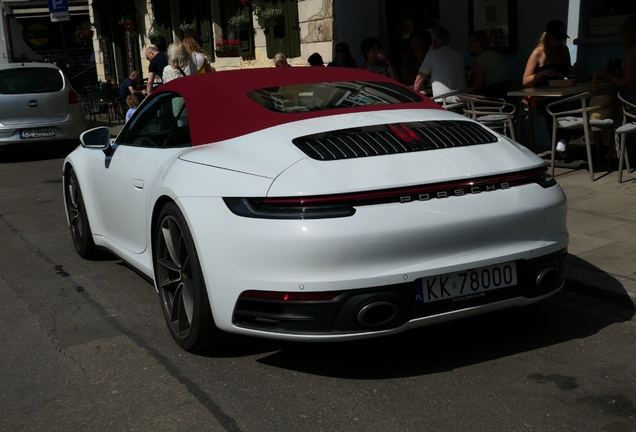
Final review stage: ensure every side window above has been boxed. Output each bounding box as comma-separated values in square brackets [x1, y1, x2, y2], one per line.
[117, 92, 191, 148]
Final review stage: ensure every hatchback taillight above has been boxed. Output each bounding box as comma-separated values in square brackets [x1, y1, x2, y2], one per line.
[69, 90, 80, 104]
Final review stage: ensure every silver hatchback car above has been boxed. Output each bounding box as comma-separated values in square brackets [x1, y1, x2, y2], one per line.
[0, 62, 86, 148]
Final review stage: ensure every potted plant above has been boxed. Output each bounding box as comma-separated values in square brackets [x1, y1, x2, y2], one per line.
[241, 0, 251, 5]
[147, 29, 161, 44]
[228, 13, 250, 28]
[118, 16, 136, 31]
[74, 21, 94, 45]
[215, 35, 240, 57]
[253, 6, 284, 27]
[179, 22, 196, 37]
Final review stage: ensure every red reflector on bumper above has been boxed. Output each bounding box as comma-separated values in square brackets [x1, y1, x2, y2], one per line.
[240, 290, 341, 301]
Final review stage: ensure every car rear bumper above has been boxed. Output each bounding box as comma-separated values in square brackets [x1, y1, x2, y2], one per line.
[230, 249, 566, 338]
[178, 181, 568, 340]
[0, 117, 86, 145]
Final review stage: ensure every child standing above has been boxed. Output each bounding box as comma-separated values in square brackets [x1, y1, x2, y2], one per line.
[125, 95, 139, 122]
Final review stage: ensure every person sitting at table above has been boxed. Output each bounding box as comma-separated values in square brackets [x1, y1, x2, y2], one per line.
[400, 32, 428, 86]
[469, 31, 509, 98]
[119, 70, 146, 111]
[413, 27, 466, 103]
[358, 37, 398, 81]
[327, 42, 357, 68]
[522, 19, 576, 153]
[523, 20, 573, 88]
[598, 15, 635, 88]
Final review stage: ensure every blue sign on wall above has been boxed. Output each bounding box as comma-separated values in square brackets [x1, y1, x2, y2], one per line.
[47, 0, 68, 13]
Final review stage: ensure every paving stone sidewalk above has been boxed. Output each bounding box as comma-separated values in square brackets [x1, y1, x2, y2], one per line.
[549, 152, 636, 309]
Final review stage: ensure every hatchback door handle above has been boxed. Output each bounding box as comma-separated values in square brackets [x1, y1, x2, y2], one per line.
[132, 179, 145, 189]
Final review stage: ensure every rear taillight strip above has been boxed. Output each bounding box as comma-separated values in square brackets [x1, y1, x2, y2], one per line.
[224, 167, 556, 219]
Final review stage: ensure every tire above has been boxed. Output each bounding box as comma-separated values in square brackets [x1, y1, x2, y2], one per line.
[154, 202, 228, 352]
[64, 168, 99, 259]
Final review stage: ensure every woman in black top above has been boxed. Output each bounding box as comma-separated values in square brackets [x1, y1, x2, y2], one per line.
[522, 20, 576, 152]
[523, 20, 573, 87]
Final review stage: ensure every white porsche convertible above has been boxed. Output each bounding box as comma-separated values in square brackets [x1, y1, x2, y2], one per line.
[63, 68, 568, 352]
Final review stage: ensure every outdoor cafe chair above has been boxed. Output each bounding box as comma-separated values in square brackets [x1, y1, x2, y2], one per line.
[546, 87, 616, 182]
[429, 88, 471, 114]
[616, 86, 636, 183]
[458, 93, 516, 141]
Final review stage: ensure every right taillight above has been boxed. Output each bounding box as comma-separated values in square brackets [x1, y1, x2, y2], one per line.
[69, 89, 80, 104]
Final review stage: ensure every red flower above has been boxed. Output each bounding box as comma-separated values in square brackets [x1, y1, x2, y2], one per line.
[235, 39, 239, 45]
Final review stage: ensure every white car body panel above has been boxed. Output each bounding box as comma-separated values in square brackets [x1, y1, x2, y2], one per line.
[63, 71, 569, 346]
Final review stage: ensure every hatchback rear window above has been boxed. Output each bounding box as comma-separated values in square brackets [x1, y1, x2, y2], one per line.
[0, 68, 64, 95]
[247, 81, 422, 113]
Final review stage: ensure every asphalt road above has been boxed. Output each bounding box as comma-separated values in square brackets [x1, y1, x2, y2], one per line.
[1, 144, 635, 432]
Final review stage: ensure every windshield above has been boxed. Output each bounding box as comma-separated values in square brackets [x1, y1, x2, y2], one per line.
[0, 68, 64, 95]
[247, 81, 422, 113]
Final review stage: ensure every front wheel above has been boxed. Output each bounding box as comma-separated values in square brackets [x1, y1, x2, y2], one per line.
[154, 202, 228, 352]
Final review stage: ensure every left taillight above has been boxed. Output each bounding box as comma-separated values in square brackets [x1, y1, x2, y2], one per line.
[69, 89, 80, 104]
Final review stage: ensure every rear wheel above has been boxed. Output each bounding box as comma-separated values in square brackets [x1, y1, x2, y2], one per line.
[154, 202, 227, 352]
[65, 168, 99, 259]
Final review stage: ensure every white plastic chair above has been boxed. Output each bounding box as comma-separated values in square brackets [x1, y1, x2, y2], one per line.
[546, 87, 616, 182]
[458, 93, 517, 141]
[616, 87, 636, 183]
[430, 88, 473, 114]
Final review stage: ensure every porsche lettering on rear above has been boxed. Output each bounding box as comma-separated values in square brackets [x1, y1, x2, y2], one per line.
[400, 182, 511, 203]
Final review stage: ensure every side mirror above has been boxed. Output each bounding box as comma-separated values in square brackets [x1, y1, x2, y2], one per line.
[80, 126, 111, 150]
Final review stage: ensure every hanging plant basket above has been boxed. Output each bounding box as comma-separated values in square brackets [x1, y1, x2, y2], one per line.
[84, 30, 94, 38]
[241, 0, 251, 5]
[124, 22, 136, 31]
[215, 49, 240, 58]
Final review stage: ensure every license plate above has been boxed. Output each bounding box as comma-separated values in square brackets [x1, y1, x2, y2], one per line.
[414, 262, 517, 304]
[19, 128, 55, 139]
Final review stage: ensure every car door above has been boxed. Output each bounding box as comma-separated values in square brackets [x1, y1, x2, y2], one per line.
[91, 92, 192, 254]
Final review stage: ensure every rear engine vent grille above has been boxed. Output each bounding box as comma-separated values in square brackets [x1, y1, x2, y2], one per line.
[292, 121, 498, 161]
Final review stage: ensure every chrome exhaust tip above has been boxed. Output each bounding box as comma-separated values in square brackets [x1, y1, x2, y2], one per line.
[536, 267, 559, 291]
[357, 301, 398, 327]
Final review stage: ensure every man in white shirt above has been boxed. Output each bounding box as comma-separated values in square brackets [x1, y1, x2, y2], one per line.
[414, 27, 466, 101]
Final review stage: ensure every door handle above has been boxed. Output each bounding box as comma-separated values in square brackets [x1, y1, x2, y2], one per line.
[132, 178, 145, 189]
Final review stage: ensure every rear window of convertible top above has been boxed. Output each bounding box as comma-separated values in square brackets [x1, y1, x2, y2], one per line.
[0, 68, 63, 95]
[246, 81, 423, 113]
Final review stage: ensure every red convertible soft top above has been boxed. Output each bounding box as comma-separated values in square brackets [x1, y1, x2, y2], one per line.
[153, 67, 443, 146]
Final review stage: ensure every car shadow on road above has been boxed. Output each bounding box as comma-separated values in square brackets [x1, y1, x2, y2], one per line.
[564, 255, 636, 308]
[228, 295, 633, 379]
[0, 141, 79, 163]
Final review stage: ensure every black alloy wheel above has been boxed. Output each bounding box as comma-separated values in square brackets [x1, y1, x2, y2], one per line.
[65, 168, 99, 259]
[154, 202, 226, 352]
